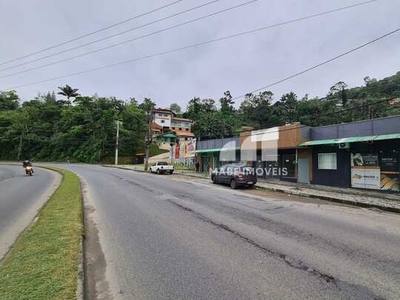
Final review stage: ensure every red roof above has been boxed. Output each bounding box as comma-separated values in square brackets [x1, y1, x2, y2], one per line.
[151, 122, 163, 130]
[173, 130, 195, 137]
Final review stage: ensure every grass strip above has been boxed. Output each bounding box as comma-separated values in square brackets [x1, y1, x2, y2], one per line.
[0, 167, 83, 300]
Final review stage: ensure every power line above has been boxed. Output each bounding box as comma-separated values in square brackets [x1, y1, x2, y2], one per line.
[241, 97, 398, 137]
[0, 0, 183, 67]
[0, 0, 224, 73]
[3, 1, 382, 90]
[231, 26, 400, 101]
[0, 0, 256, 78]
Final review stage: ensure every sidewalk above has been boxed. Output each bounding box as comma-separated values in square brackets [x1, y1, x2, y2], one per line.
[105, 164, 400, 213]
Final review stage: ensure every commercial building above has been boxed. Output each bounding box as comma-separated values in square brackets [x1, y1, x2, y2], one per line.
[194, 115, 400, 193]
[299, 115, 400, 192]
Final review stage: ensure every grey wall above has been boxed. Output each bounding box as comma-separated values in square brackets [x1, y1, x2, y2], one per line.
[311, 115, 400, 140]
[197, 137, 240, 150]
[300, 126, 311, 140]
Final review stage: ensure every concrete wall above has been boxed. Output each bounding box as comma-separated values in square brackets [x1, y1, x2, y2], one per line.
[311, 115, 400, 140]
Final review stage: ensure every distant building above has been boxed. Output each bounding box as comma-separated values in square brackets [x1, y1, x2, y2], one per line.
[150, 108, 195, 165]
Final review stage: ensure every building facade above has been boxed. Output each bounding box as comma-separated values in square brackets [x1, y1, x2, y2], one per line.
[194, 115, 400, 193]
[300, 115, 400, 192]
[150, 108, 195, 164]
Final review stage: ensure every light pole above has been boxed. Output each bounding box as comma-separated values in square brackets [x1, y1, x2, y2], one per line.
[144, 113, 153, 171]
[115, 120, 120, 165]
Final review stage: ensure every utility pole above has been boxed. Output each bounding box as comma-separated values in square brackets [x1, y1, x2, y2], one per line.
[16, 125, 26, 161]
[17, 133, 23, 161]
[144, 112, 153, 171]
[115, 120, 120, 165]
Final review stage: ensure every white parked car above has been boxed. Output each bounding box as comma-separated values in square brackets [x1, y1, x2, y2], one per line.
[149, 162, 174, 174]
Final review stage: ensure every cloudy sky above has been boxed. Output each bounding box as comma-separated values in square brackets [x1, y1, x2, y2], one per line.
[0, 0, 399, 109]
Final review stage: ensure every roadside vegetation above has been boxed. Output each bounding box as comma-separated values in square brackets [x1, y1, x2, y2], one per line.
[0, 72, 399, 162]
[150, 143, 169, 156]
[0, 168, 83, 300]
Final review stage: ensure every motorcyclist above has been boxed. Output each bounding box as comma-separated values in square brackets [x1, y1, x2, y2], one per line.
[22, 159, 34, 173]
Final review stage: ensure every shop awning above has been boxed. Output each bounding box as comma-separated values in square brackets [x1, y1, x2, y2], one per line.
[193, 148, 238, 153]
[299, 133, 400, 146]
[161, 133, 177, 138]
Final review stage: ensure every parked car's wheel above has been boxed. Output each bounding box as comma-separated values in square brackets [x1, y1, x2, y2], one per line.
[169, 170, 174, 174]
[157, 169, 161, 175]
[212, 175, 217, 184]
[230, 179, 237, 189]
[248, 184, 255, 189]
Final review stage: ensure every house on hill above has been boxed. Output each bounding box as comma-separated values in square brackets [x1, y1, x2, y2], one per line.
[150, 108, 196, 165]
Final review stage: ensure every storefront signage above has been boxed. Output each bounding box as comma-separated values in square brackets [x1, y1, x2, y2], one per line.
[380, 156, 398, 171]
[351, 167, 381, 189]
[351, 153, 399, 191]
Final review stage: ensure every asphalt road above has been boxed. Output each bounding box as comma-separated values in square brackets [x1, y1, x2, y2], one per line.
[0, 165, 60, 259]
[59, 164, 400, 300]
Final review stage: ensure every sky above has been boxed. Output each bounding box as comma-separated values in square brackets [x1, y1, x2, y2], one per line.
[0, 0, 399, 109]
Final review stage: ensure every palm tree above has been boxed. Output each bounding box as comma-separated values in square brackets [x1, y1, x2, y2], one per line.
[57, 85, 80, 106]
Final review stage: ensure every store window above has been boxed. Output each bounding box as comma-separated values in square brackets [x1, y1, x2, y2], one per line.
[282, 154, 296, 178]
[318, 153, 337, 170]
[379, 151, 399, 191]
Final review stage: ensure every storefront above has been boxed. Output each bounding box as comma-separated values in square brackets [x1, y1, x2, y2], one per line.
[194, 137, 240, 173]
[240, 124, 310, 182]
[301, 134, 400, 192]
[350, 138, 399, 191]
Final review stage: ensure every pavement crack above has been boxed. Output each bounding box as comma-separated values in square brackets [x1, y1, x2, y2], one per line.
[169, 200, 388, 298]
[167, 199, 338, 285]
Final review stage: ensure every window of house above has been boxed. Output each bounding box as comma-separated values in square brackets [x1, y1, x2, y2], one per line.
[172, 127, 175, 130]
[185, 137, 188, 141]
[318, 153, 337, 170]
[179, 128, 182, 130]
[161, 120, 165, 123]
[186, 128, 189, 131]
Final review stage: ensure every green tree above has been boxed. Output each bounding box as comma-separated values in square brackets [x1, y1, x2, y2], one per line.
[239, 91, 274, 128]
[139, 98, 156, 118]
[57, 85, 80, 106]
[280, 92, 298, 123]
[220, 91, 234, 113]
[170, 103, 182, 115]
[329, 81, 348, 106]
[0, 91, 19, 110]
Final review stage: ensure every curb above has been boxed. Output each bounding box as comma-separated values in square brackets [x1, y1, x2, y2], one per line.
[258, 186, 400, 214]
[104, 165, 400, 214]
[39, 166, 86, 299]
[77, 178, 86, 300]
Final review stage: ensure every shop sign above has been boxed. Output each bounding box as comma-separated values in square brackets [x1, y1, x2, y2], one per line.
[351, 167, 381, 189]
[351, 153, 399, 191]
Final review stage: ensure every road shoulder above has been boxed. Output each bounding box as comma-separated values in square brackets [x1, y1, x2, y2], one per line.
[0, 168, 84, 300]
[0, 166, 62, 260]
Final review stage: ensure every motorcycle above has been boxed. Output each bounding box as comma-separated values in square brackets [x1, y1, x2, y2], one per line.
[25, 166, 33, 176]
